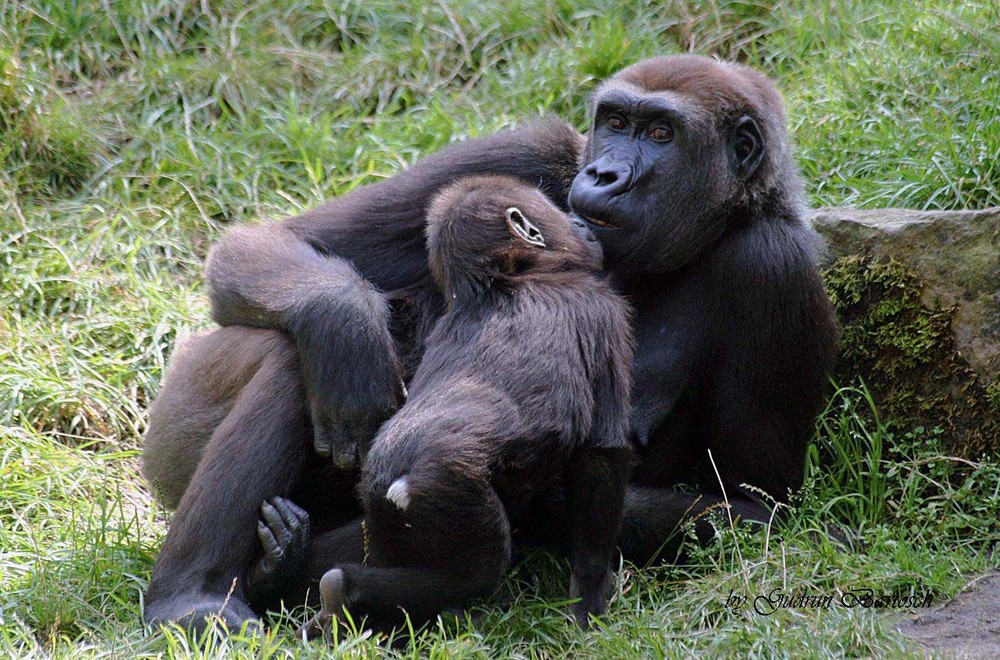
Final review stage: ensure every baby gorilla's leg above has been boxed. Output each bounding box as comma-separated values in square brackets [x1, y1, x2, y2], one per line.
[300, 468, 511, 636]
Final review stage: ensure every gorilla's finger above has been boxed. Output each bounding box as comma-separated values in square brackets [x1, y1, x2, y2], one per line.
[280, 496, 310, 521]
[348, 418, 381, 466]
[311, 403, 346, 459]
[315, 411, 357, 468]
[257, 521, 281, 559]
[268, 496, 305, 535]
[312, 418, 333, 457]
[260, 500, 293, 547]
[330, 421, 358, 470]
[280, 497, 311, 540]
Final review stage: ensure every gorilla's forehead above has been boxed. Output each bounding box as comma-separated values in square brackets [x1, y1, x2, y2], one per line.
[592, 80, 713, 128]
[612, 55, 786, 125]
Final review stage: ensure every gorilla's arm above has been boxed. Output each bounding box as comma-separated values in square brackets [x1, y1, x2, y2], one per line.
[206, 120, 584, 466]
[564, 294, 633, 625]
[207, 224, 401, 467]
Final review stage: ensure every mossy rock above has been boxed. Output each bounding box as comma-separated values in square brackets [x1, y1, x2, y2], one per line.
[813, 207, 1000, 456]
[821, 249, 999, 458]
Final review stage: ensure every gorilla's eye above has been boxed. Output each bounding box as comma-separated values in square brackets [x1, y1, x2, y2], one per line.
[606, 114, 627, 131]
[648, 125, 673, 142]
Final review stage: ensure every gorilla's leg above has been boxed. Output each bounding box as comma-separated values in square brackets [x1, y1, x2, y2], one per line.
[514, 485, 772, 567]
[298, 466, 512, 636]
[143, 328, 314, 631]
[617, 487, 773, 565]
[143, 328, 273, 509]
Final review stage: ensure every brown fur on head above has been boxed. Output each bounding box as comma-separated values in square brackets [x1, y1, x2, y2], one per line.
[425, 175, 602, 299]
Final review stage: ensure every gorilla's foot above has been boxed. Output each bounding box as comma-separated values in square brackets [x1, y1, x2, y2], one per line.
[143, 592, 259, 635]
[296, 568, 347, 642]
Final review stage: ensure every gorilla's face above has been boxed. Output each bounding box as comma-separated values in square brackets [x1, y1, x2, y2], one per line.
[570, 58, 767, 277]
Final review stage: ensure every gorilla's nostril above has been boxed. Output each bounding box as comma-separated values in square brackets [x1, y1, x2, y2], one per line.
[596, 171, 618, 187]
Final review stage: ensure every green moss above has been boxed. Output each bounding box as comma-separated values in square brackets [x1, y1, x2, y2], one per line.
[987, 382, 1000, 414]
[824, 255, 998, 457]
[826, 257, 951, 372]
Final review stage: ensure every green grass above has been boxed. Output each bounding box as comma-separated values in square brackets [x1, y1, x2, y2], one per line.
[2, 0, 998, 656]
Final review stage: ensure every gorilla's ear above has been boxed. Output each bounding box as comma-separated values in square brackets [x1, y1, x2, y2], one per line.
[731, 115, 764, 178]
[506, 207, 546, 248]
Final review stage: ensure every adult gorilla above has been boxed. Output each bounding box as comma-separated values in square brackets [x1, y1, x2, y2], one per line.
[142, 55, 837, 629]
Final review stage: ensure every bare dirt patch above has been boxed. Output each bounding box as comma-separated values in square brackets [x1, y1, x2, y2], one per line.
[896, 572, 1000, 658]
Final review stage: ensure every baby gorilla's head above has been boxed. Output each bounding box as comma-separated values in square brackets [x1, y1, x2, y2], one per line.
[426, 175, 603, 297]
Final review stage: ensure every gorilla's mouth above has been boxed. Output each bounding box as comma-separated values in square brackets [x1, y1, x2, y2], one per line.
[582, 215, 619, 229]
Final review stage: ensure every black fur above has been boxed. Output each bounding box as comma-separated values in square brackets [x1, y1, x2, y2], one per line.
[141, 56, 837, 631]
[569, 56, 837, 562]
[297, 176, 632, 635]
[141, 121, 584, 630]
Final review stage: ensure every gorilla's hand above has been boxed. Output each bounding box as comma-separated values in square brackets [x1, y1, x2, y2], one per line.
[569, 567, 615, 627]
[292, 286, 403, 469]
[246, 497, 310, 607]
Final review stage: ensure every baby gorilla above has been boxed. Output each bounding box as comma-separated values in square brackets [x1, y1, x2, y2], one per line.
[298, 175, 634, 636]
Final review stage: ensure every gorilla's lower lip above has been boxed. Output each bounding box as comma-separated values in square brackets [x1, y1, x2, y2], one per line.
[583, 215, 619, 229]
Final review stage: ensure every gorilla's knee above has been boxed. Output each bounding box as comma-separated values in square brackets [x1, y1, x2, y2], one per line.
[143, 327, 297, 508]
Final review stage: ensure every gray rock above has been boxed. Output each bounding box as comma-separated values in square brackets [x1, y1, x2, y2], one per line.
[810, 207, 1000, 387]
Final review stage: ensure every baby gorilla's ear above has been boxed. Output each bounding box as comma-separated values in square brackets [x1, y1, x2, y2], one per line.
[506, 207, 546, 248]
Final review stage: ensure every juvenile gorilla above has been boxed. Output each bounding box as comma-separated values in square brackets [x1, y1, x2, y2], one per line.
[292, 176, 633, 635]
[141, 55, 838, 630]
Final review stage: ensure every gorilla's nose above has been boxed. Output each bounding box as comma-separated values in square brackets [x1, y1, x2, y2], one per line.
[582, 158, 633, 197]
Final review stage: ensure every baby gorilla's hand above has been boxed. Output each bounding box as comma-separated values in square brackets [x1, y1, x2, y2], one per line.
[245, 497, 310, 607]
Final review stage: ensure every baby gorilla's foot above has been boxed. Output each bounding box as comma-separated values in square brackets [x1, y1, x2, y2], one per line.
[245, 496, 311, 607]
[296, 568, 348, 641]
